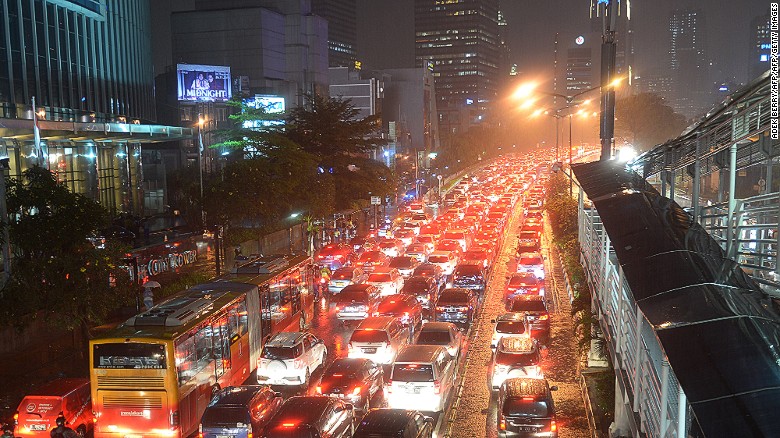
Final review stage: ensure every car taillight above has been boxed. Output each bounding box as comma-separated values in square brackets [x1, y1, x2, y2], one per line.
[539, 314, 549, 320]
[434, 380, 441, 394]
[458, 306, 469, 311]
[499, 414, 506, 430]
[550, 420, 557, 432]
[316, 385, 322, 394]
[13, 412, 18, 425]
[386, 379, 392, 393]
[198, 423, 203, 438]
[436, 306, 445, 311]
[372, 311, 379, 316]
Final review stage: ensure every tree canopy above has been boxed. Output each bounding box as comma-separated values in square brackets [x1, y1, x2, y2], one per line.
[0, 167, 134, 331]
[615, 93, 688, 151]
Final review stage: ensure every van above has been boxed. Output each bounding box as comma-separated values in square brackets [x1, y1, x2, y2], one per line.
[348, 316, 411, 365]
[386, 345, 456, 413]
[14, 378, 93, 438]
[200, 386, 282, 438]
[497, 378, 558, 437]
[353, 409, 434, 438]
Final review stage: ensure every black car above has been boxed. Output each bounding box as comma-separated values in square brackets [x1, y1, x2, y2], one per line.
[353, 409, 434, 438]
[434, 288, 478, 325]
[262, 396, 355, 438]
[400, 275, 440, 310]
[498, 378, 558, 437]
[412, 263, 446, 289]
[201, 386, 283, 438]
[451, 264, 486, 292]
[507, 295, 551, 342]
[316, 358, 384, 413]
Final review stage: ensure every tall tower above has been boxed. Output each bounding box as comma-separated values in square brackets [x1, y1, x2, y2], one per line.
[312, 0, 358, 68]
[566, 47, 593, 94]
[669, 8, 708, 118]
[414, 0, 500, 144]
[749, 9, 771, 81]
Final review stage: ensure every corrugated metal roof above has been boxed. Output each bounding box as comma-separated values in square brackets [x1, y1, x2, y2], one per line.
[572, 160, 780, 437]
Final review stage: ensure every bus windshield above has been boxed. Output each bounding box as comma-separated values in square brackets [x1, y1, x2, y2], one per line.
[93, 343, 167, 369]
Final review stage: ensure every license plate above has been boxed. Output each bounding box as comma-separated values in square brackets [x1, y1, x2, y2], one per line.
[517, 426, 537, 432]
[29, 425, 47, 431]
[405, 386, 421, 394]
[216, 435, 235, 438]
[362, 348, 377, 354]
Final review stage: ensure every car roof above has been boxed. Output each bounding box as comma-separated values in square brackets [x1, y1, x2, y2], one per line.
[420, 322, 456, 332]
[210, 385, 267, 406]
[454, 264, 481, 273]
[497, 312, 527, 322]
[503, 378, 550, 397]
[368, 267, 394, 274]
[269, 396, 334, 425]
[498, 337, 536, 352]
[356, 316, 396, 330]
[356, 409, 418, 432]
[325, 358, 372, 374]
[395, 344, 446, 363]
[266, 331, 307, 347]
[341, 283, 373, 292]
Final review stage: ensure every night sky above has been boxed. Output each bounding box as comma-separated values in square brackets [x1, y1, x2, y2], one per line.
[357, 0, 770, 85]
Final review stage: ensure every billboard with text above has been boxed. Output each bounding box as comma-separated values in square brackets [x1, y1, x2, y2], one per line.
[177, 64, 232, 102]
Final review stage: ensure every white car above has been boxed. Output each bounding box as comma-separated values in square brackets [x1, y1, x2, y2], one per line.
[415, 322, 464, 359]
[427, 250, 458, 276]
[348, 316, 410, 364]
[386, 345, 457, 412]
[366, 267, 405, 296]
[517, 252, 545, 279]
[257, 332, 327, 386]
[489, 337, 543, 390]
[490, 313, 531, 349]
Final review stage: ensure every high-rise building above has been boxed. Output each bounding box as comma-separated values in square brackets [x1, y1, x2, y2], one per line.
[312, 0, 358, 68]
[0, 0, 192, 216]
[669, 8, 708, 118]
[566, 47, 593, 93]
[414, 0, 500, 143]
[749, 9, 771, 81]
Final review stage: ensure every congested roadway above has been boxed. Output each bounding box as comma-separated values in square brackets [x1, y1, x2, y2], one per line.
[252, 154, 591, 437]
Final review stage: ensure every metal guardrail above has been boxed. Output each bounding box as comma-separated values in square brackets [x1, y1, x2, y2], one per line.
[579, 204, 690, 438]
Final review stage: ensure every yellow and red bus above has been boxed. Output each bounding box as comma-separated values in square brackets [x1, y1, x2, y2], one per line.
[89, 255, 315, 438]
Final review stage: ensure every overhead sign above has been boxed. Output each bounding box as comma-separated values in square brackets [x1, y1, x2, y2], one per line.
[371, 196, 381, 205]
[177, 64, 232, 102]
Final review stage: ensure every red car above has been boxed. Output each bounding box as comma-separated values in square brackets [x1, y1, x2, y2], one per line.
[505, 272, 543, 301]
[436, 239, 463, 254]
[462, 249, 493, 269]
[373, 294, 424, 330]
[315, 243, 355, 268]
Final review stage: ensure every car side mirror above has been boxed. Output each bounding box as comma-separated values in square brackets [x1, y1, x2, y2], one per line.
[550, 385, 559, 391]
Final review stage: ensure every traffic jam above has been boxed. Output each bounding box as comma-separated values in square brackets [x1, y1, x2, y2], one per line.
[8, 155, 564, 438]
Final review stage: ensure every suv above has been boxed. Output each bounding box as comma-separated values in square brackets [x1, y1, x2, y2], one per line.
[262, 396, 355, 438]
[316, 358, 384, 414]
[386, 345, 457, 413]
[490, 337, 543, 390]
[517, 252, 545, 279]
[498, 378, 558, 437]
[451, 264, 486, 292]
[348, 316, 411, 364]
[434, 288, 478, 325]
[329, 266, 368, 294]
[331, 284, 380, 321]
[257, 332, 328, 386]
[491, 312, 531, 349]
[200, 386, 282, 438]
[353, 409, 434, 438]
[517, 231, 541, 252]
[507, 295, 551, 342]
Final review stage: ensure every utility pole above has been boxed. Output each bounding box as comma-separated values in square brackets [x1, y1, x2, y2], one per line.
[599, 0, 619, 161]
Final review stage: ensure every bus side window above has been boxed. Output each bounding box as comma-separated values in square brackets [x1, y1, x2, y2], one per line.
[175, 335, 197, 385]
[228, 305, 240, 339]
[237, 300, 248, 336]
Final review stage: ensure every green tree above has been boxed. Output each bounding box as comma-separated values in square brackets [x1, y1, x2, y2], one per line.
[615, 93, 687, 151]
[0, 167, 135, 345]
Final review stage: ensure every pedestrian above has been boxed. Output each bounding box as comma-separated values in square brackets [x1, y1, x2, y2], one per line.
[143, 287, 154, 311]
[49, 414, 77, 438]
[1, 424, 14, 438]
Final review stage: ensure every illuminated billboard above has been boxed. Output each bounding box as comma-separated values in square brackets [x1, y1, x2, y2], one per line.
[177, 64, 232, 102]
[242, 95, 285, 129]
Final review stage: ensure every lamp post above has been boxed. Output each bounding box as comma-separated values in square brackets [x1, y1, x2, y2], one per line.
[197, 114, 206, 226]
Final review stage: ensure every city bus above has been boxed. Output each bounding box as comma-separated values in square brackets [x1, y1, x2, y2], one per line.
[89, 255, 315, 438]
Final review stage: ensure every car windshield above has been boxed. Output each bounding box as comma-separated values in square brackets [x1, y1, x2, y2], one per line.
[439, 291, 469, 303]
[377, 299, 406, 313]
[519, 232, 537, 240]
[502, 398, 550, 417]
[510, 276, 538, 286]
[351, 329, 389, 343]
[201, 407, 251, 426]
[496, 321, 526, 334]
[262, 345, 302, 360]
[368, 273, 392, 282]
[443, 233, 464, 239]
[495, 350, 538, 366]
[510, 300, 547, 312]
[428, 255, 450, 263]
[389, 258, 413, 268]
[455, 266, 481, 276]
[392, 364, 434, 382]
[360, 252, 383, 261]
[416, 331, 451, 345]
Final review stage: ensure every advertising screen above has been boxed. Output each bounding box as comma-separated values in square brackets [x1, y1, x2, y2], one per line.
[177, 64, 232, 102]
[242, 95, 285, 129]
